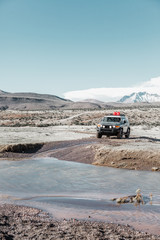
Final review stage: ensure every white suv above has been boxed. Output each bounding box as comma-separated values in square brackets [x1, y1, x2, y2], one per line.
[96, 112, 130, 139]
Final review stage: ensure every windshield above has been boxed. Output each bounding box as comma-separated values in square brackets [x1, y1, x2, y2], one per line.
[103, 117, 121, 122]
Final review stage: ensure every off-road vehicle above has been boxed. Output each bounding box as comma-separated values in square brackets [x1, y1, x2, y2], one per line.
[96, 112, 130, 139]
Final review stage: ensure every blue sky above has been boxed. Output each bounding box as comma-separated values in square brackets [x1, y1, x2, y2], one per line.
[0, 0, 160, 99]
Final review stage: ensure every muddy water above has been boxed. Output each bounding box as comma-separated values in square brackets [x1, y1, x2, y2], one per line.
[0, 158, 160, 234]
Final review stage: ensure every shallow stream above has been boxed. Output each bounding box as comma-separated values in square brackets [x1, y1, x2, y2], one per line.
[0, 158, 160, 234]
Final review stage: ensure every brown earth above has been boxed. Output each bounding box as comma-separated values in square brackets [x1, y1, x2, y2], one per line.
[45, 137, 160, 171]
[1, 136, 160, 171]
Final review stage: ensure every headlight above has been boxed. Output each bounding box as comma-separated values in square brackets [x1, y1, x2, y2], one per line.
[97, 124, 102, 128]
[109, 126, 112, 128]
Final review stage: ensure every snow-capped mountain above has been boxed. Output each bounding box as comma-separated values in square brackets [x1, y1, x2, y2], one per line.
[0, 89, 8, 94]
[118, 92, 160, 103]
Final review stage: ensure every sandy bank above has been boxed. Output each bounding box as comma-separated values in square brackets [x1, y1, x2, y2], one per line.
[0, 125, 95, 145]
[93, 137, 160, 171]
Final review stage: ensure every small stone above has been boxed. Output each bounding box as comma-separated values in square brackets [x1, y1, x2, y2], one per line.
[152, 167, 159, 171]
[116, 198, 121, 203]
[136, 189, 141, 194]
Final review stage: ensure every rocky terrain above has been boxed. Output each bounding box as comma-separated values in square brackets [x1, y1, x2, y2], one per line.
[0, 204, 159, 240]
[0, 106, 160, 127]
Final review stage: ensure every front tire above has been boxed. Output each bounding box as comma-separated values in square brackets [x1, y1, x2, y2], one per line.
[117, 128, 123, 139]
[97, 132, 102, 138]
[125, 128, 130, 138]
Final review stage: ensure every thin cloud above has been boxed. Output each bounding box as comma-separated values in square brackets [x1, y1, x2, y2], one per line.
[63, 76, 160, 102]
[140, 76, 160, 88]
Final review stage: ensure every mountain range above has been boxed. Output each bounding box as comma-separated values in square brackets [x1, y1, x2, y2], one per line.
[0, 90, 160, 110]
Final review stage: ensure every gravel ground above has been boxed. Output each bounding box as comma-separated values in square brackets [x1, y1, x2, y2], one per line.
[0, 204, 159, 240]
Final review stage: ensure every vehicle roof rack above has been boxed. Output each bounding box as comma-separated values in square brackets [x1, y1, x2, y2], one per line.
[110, 112, 125, 116]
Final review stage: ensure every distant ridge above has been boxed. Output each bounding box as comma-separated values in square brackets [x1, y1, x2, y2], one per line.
[81, 99, 105, 104]
[0, 90, 72, 110]
[118, 92, 160, 103]
[0, 90, 107, 110]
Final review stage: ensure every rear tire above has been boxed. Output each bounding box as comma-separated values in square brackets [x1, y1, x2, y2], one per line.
[117, 129, 123, 139]
[125, 128, 130, 138]
[97, 132, 102, 138]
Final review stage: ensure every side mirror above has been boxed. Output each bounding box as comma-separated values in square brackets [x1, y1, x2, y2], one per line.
[124, 120, 126, 124]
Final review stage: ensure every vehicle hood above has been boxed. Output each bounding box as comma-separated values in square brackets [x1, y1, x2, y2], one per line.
[101, 121, 121, 125]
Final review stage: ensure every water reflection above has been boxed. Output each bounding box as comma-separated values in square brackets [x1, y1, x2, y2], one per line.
[0, 158, 160, 200]
[0, 158, 160, 234]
